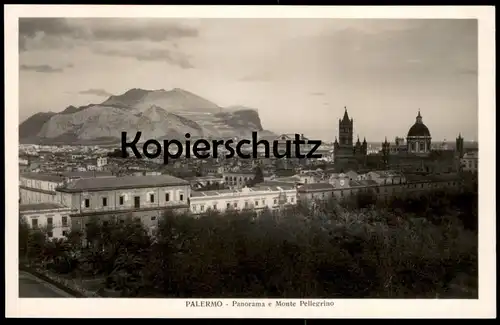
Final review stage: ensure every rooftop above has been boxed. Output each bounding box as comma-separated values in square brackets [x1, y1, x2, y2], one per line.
[20, 172, 65, 183]
[297, 183, 336, 192]
[191, 185, 296, 198]
[54, 171, 114, 178]
[19, 203, 69, 212]
[57, 174, 189, 193]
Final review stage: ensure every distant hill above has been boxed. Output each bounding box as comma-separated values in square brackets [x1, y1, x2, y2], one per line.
[19, 112, 56, 138]
[19, 88, 277, 145]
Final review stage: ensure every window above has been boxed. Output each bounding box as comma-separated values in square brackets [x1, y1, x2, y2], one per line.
[201, 205, 205, 212]
[102, 197, 108, 207]
[134, 196, 140, 208]
[84, 199, 90, 208]
[119, 196, 124, 205]
[47, 217, 53, 226]
[213, 204, 217, 210]
[31, 218, 38, 228]
[151, 216, 156, 221]
[245, 202, 249, 208]
[150, 194, 155, 203]
[47, 232, 53, 238]
[165, 193, 170, 201]
[233, 202, 237, 208]
[62, 216, 68, 227]
[262, 200, 265, 205]
[227, 203, 231, 209]
[340, 190, 344, 197]
[180, 194, 184, 201]
[120, 219, 125, 224]
[255, 201, 259, 206]
[62, 231, 68, 237]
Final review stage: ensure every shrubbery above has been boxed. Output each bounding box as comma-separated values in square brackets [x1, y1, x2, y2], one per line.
[19, 186, 478, 298]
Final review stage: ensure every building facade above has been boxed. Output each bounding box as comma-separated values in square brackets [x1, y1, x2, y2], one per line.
[19, 171, 115, 205]
[20, 203, 73, 240]
[55, 175, 191, 232]
[298, 171, 462, 205]
[223, 171, 256, 189]
[190, 185, 297, 215]
[461, 151, 478, 173]
[19, 173, 66, 204]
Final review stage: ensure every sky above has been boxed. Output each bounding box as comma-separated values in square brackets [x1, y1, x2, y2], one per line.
[18, 18, 478, 142]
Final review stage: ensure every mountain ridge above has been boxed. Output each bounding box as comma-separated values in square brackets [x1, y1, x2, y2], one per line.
[19, 88, 276, 145]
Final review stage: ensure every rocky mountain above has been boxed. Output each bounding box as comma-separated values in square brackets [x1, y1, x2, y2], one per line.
[19, 112, 56, 138]
[19, 88, 276, 145]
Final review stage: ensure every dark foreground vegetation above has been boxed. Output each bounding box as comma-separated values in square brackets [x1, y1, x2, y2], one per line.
[19, 185, 478, 298]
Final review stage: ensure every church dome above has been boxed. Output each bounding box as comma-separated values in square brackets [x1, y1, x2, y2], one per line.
[407, 110, 431, 137]
[407, 123, 431, 137]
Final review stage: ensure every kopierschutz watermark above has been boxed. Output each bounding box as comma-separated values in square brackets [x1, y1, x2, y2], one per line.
[121, 131, 322, 164]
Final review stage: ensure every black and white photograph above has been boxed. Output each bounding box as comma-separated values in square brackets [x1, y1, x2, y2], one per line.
[6, 5, 495, 319]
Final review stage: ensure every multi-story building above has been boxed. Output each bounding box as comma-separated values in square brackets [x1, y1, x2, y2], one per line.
[19, 173, 66, 204]
[223, 171, 256, 189]
[461, 151, 478, 173]
[19, 203, 73, 240]
[189, 184, 297, 215]
[55, 174, 191, 232]
[19, 171, 114, 204]
[298, 172, 462, 204]
[273, 133, 312, 158]
[96, 157, 108, 169]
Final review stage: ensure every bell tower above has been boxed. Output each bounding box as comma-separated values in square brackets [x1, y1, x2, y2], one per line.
[338, 107, 353, 146]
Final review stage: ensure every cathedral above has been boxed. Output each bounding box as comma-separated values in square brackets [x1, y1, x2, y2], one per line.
[379, 110, 466, 173]
[333, 107, 368, 165]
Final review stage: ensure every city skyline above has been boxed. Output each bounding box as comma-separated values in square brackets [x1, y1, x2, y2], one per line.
[19, 18, 478, 142]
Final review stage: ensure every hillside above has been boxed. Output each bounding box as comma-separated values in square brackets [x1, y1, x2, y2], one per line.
[19, 88, 275, 145]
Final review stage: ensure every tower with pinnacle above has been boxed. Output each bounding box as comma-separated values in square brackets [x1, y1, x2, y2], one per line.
[334, 107, 367, 165]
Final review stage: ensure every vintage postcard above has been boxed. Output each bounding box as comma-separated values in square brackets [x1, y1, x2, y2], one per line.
[5, 5, 496, 319]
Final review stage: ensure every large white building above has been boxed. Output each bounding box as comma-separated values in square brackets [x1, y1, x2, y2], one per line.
[189, 184, 297, 215]
[19, 203, 73, 240]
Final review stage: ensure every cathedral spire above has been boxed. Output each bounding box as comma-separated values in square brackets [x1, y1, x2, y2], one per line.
[342, 106, 350, 122]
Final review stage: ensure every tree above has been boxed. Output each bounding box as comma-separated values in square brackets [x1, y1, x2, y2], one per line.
[247, 165, 264, 187]
[19, 217, 30, 260]
[19, 184, 477, 299]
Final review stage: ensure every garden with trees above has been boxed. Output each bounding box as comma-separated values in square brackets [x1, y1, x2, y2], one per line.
[19, 182, 478, 298]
